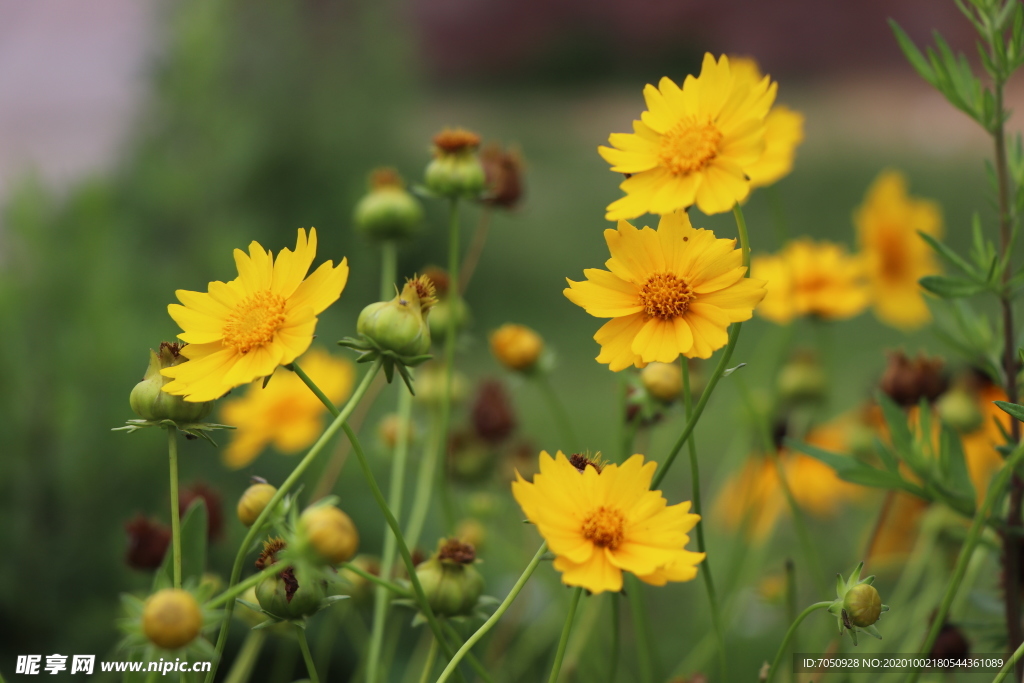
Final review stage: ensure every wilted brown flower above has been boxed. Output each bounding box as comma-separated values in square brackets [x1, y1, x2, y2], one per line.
[437, 538, 477, 565]
[124, 516, 171, 570]
[471, 380, 517, 444]
[481, 143, 524, 209]
[879, 351, 947, 407]
[179, 482, 224, 541]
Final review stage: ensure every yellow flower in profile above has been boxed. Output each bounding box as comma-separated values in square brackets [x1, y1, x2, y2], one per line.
[564, 212, 767, 371]
[599, 53, 777, 219]
[728, 57, 805, 188]
[512, 451, 704, 593]
[751, 239, 869, 324]
[162, 229, 349, 402]
[855, 170, 942, 329]
[219, 349, 354, 468]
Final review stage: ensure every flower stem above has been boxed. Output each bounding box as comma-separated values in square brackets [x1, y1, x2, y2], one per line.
[405, 418, 440, 552]
[536, 372, 580, 451]
[340, 560, 411, 597]
[652, 205, 751, 489]
[682, 360, 726, 683]
[905, 440, 1024, 683]
[204, 360, 383, 683]
[222, 630, 266, 683]
[765, 602, 831, 683]
[436, 197, 462, 530]
[992, 637, 1024, 683]
[458, 207, 491, 294]
[608, 594, 620, 683]
[548, 587, 583, 683]
[440, 622, 495, 683]
[625, 574, 656, 683]
[418, 636, 440, 683]
[296, 624, 320, 683]
[381, 240, 398, 300]
[207, 560, 289, 608]
[435, 542, 547, 683]
[166, 426, 182, 589]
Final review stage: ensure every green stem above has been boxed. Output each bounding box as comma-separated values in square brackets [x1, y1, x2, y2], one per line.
[441, 622, 496, 683]
[166, 427, 182, 589]
[536, 372, 581, 452]
[682, 360, 726, 683]
[204, 360, 383, 683]
[548, 587, 583, 683]
[765, 602, 831, 683]
[784, 559, 798, 683]
[905, 441, 1024, 683]
[418, 636, 440, 683]
[405, 418, 440, 552]
[296, 624, 320, 683]
[223, 630, 266, 683]
[625, 575, 656, 683]
[207, 560, 289, 608]
[992, 637, 1024, 683]
[436, 197, 462, 530]
[341, 560, 412, 597]
[381, 240, 398, 300]
[608, 595, 620, 683]
[435, 542, 548, 683]
[651, 205, 751, 490]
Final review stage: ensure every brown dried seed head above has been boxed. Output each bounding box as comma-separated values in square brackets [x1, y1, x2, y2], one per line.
[437, 538, 476, 564]
[433, 128, 481, 155]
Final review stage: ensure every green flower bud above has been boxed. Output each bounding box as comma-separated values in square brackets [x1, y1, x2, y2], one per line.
[936, 388, 984, 433]
[255, 570, 325, 620]
[131, 343, 214, 422]
[415, 539, 484, 617]
[142, 589, 203, 650]
[424, 128, 486, 199]
[300, 505, 360, 565]
[357, 276, 436, 357]
[843, 583, 883, 628]
[640, 362, 682, 403]
[237, 482, 277, 527]
[777, 352, 827, 405]
[353, 168, 424, 241]
[427, 295, 470, 342]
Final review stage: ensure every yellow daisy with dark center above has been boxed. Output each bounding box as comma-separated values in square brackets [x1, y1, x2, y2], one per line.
[599, 53, 777, 219]
[512, 450, 704, 594]
[564, 212, 766, 371]
[161, 228, 349, 402]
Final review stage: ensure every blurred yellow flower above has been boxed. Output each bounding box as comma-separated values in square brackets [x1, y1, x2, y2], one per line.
[162, 229, 349, 402]
[599, 53, 776, 219]
[512, 451, 704, 593]
[489, 323, 544, 372]
[855, 170, 942, 329]
[220, 349, 354, 468]
[564, 212, 766, 370]
[729, 57, 805, 188]
[960, 381, 1011, 504]
[752, 239, 869, 324]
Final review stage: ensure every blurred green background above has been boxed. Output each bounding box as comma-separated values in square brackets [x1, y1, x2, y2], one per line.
[0, 0, 1011, 680]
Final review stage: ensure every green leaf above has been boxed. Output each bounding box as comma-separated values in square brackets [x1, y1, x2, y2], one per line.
[918, 231, 977, 277]
[877, 393, 914, 459]
[919, 274, 986, 298]
[939, 423, 977, 508]
[890, 20, 937, 85]
[179, 499, 208, 586]
[788, 439, 920, 494]
[995, 400, 1024, 422]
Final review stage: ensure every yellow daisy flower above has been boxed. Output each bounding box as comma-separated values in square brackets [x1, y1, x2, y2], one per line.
[855, 170, 942, 329]
[751, 239, 869, 324]
[729, 57, 805, 189]
[512, 451, 704, 594]
[599, 53, 777, 219]
[219, 349, 355, 468]
[564, 212, 766, 371]
[162, 228, 349, 402]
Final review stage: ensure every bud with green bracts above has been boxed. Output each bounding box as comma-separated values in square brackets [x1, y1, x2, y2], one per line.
[130, 343, 214, 422]
[353, 168, 423, 241]
[255, 569, 326, 621]
[357, 278, 435, 357]
[425, 128, 486, 199]
[828, 561, 889, 645]
[415, 539, 484, 617]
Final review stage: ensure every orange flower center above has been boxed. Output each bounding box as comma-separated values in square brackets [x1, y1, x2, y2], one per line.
[639, 273, 694, 320]
[876, 227, 907, 281]
[659, 116, 722, 175]
[222, 290, 288, 354]
[581, 506, 625, 550]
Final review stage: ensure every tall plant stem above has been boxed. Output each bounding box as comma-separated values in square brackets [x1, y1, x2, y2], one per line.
[222, 630, 266, 683]
[905, 441, 1024, 683]
[626, 574, 656, 683]
[204, 361, 383, 683]
[436, 542, 547, 683]
[459, 208, 491, 294]
[166, 427, 182, 589]
[682, 360, 726, 683]
[548, 587, 584, 683]
[381, 240, 398, 300]
[608, 595, 620, 683]
[536, 373, 581, 451]
[993, 636, 1024, 683]
[296, 625, 320, 683]
[652, 204, 751, 489]
[764, 602, 831, 683]
[418, 637, 440, 683]
[436, 197, 462, 529]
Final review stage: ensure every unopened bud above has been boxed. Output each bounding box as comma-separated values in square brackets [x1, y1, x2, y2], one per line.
[131, 343, 214, 421]
[353, 168, 423, 241]
[415, 539, 485, 617]
[641, 362, 683, 403]
[142, 589, 203, 650]
[843, 583, 883, 628]
[357, 276, 436, 356]
[936, 388, 984, 433]
[428, 295, 470, 342]
[377, 413, 417, 450]
[237, 482, 277, 527]
[300, 505, 360, 565]
[777, 352, 826, 404]
[490, 324, 543, 372]
[425, 128, 486, 199]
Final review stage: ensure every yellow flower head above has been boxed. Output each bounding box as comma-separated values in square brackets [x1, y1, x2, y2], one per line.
[512, 451, 704, 593]
[855, 170, 943, 329]
[564, 212, 766, 371]
[162, 228, 349, 402]
[752, 239, 869, 324]
[219, 349, 354, 468]
[599, 53, 777, 219]
[728, 57, 805, 188]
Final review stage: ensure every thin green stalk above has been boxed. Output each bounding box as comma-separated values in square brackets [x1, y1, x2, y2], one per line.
[625, 575, 656, 683]
[440, 621, 495, 683]
[905, 441, 1024, 683]
[368, 385, 414, 683]
[381, 240, 398, 300]
[992, 637, 1024, 683]
[651, 205, 751, 489]
[764, 602, 831, 683]
[418, 637, 440, 683]
[436, 542, 548, 683]
[223, 630, 267, 683]
[204, 360, 383, 683]
[341, 560, 412, 597]
[166, 427, 182, 589]
[296, 624, 320, 683]
[436, 197, 462, 530]
[608, 594, 620, 683]
[682, 360, 726, 683]
[548, 587, 583, 683]
[536, 373, 580, 451]
[405, 418, 440, 552]
[784, 559, 798, 683]
[207, 560, 289, 608]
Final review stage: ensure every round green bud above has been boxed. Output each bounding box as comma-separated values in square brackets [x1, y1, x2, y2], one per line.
[300, 505, 360, 565]
[236, 482, 277, 527]
[777, 354, 827, 405]
[424, 128, 486, 199]
[353, 169, 423, 241]
[415, 540, 484, 617]
[142, 589, 203, 650]
[843, 583, 883, 628]
[131, 343, 214, 422]
[357, 277, 435, 357]
[255, 570, 325, 620]
[936, 388, 984, 433]
[427, 296, 470, 342]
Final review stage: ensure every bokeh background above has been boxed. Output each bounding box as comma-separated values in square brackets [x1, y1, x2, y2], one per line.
[0, 0, 1017, 680]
